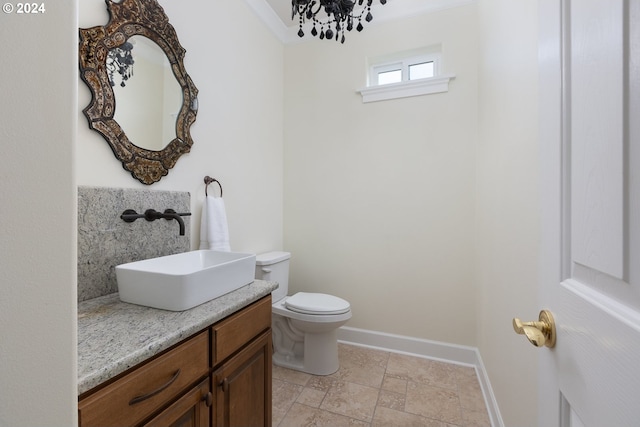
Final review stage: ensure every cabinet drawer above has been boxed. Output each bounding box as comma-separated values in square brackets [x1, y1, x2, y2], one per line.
[79, 331, 209, 427]
[212, 295, 271, 364]
[142, 378, 211, 427]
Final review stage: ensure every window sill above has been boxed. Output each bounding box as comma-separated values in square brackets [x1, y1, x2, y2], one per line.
[357, 74, 455, 103]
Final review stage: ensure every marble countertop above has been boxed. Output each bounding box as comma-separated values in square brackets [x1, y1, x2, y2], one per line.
[77, 280, 278, 396]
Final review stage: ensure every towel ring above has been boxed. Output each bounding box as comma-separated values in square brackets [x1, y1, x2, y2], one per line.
[204, 176, 223, 197]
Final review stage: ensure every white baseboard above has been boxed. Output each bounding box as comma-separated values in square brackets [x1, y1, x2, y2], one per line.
[337, 326, 504, 427]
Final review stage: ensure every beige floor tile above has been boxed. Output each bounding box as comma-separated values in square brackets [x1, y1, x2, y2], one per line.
[320, 381, 380, 422]
[456, 375, 486, 412]
[306, 374, 339, 392]
[272, 378, 304, 426]
[372, 406, 451, 427]
[279, 403, 369, 427]
[332, 361, 386, 389]
[334, 344, 389, 388]
[377, 389, 405, 411]
[273, 364, 312, 386]
[405, 382, 463, 425]
[453, 364, 478, 380]
[461, 408, 492, 427]
[387, 353, 458, 390]
[382, 375, 408, 394]
[273, 343, 490, 427]
[338, 344, 390, 368]
[453, 365, 490, 419]
[296, 387, 327, 408]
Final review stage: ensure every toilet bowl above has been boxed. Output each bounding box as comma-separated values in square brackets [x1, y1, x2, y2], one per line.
[255, 252, 352, 375]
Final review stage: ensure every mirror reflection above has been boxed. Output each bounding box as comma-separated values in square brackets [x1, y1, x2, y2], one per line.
[111, 36, 182, 151]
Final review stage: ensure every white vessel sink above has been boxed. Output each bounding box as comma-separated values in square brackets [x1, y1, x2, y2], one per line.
[116, 250, 256, 311]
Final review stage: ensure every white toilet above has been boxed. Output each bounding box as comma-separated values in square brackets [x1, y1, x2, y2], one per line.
[255, 251, 351, 375]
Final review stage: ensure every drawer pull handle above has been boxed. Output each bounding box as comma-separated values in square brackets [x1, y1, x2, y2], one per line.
[219, 378, 229, 393]
[203, 391, 213, 407]
[129, 369, 181, 405]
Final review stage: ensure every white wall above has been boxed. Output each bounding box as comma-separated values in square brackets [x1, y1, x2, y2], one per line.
[283, 5, 479, 345]
[0, 1, 78, 425]
[78, 0, 285, 254]
[476, 0, 539, 425]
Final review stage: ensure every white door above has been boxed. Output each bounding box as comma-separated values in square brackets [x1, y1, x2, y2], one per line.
[537, 0, 640, 426]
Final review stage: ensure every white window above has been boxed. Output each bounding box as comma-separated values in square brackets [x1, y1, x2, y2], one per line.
[376, 66, 403, 85]
[358, 45, 455, 103]
[370, 54, 439, 86]
[409, 61, 435, 80]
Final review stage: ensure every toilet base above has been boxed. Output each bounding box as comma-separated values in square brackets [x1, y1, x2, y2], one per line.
[273, 330, 339, 376]
[271, 314, 342, 376]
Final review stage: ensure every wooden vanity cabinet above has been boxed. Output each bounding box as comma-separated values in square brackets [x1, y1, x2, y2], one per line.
[211, 295, 272, 427]
[213, 331, 272, 427]
[78, 295, 272, 427]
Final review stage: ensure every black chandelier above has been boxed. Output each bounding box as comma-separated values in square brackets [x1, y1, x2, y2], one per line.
[106, 41, 135, 87]
[292, 0, 387, 44]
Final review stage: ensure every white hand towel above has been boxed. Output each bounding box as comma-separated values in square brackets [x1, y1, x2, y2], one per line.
[199, 196, 230, 251]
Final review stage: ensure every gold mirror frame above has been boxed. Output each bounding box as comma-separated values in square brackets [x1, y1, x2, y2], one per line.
[79, 0, 198, 185]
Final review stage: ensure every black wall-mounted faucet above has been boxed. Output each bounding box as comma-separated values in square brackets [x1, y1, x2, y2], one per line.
[121, 209, 191, 236]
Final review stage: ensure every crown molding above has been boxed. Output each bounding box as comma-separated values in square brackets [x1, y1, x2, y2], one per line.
[244, 0, 477, 44]
[244, 0, 290, 42]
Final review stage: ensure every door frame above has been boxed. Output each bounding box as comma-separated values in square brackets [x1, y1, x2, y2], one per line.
[538, 1, 564, 425]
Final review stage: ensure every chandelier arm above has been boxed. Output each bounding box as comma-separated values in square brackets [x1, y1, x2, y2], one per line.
[293, 0, 323, 22]
[310, 1, 323, 16]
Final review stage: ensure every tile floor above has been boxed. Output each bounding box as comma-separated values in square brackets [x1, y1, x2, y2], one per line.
[272, 343, 491, 427]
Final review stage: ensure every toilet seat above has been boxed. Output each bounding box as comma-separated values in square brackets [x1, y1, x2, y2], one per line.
[285, 292, 351, 315]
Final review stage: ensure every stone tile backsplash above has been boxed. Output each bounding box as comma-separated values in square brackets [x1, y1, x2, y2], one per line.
[78, 186, 191, 302]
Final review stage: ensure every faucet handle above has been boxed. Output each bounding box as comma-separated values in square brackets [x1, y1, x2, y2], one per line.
[121, 209, 145, 222]
[163, 209, 192, 217]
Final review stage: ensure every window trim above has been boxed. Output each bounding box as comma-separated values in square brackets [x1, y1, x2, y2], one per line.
[357, 74, 456, 103]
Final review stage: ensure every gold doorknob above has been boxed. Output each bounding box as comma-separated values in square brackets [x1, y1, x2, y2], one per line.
[512, 310, 556, 348]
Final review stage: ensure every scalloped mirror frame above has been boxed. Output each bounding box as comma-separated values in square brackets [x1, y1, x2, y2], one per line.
[79, 0, 198, 185]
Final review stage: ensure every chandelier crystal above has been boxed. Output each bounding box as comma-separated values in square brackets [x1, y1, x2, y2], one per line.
[292, 0, 387, 44]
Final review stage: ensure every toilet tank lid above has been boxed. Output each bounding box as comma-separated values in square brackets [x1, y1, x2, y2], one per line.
[255, 251, 291, 266]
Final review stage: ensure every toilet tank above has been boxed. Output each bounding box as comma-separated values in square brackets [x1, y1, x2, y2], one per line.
[255, 251, 291, 303]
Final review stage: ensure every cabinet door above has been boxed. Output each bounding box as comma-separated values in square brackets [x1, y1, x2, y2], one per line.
[142, 378, 211, 427]
[213, 331, 272, 427]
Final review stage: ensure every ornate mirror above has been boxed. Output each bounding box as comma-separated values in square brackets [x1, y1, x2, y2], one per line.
[79, 0, 198, 185]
